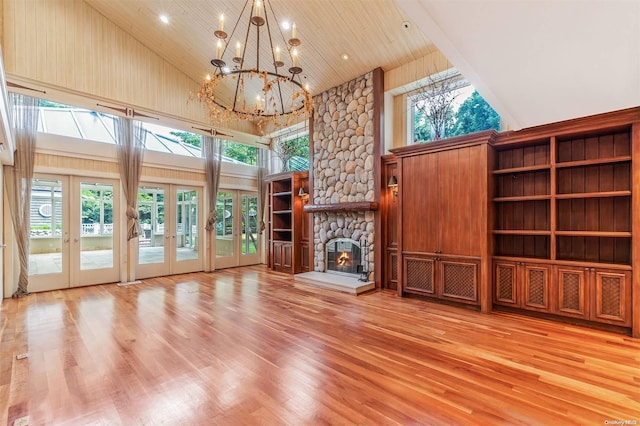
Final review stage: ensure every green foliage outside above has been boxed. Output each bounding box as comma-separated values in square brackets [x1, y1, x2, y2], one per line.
[39, 99, 71, 108]
[414, 90, 500, 143]
[81, 189, 113, 224]
[275, 135, 309, 171]
[170, 131, 202, 148]
[170, 131, 258, 166]
[449, 91, 501, 137]
[224, 142, 258, 165]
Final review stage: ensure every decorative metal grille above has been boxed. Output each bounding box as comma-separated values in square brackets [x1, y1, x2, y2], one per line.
[443, 263, 476, 301]
[527, 269, 546, 306]
[600, 276, 621, 317]
[406, 258, 433, 293]
[561, 273, 580, 311]
[497, 266, 514, 301]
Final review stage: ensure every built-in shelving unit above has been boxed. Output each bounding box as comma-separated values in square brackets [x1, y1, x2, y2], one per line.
[266, 171, 309, 274]
[493, 122, 635, 330]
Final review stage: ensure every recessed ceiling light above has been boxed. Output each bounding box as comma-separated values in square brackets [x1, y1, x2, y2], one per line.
[281, 21, 290, 30]
[159, 14, 169, 24]
[342, 53, 349, 60]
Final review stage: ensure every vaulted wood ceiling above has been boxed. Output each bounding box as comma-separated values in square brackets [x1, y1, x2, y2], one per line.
[83, 0, 435, 98]
[83, 0, 639, 131]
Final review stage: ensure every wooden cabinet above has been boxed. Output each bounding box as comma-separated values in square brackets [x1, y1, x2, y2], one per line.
[555, 265, 631, 326]
[266, 171, 308, 274]
[391, 133, 495, 309]
[272, 241, 293, 272]
[404, 255, 480, 305]
[495, 261, 551, 312]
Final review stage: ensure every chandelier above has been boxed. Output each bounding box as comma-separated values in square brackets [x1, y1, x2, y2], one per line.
[196, 0, 314, 132]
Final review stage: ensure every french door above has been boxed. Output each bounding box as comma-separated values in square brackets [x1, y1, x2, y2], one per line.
[136, 184, 203, 279]
[28, 175, 121, 292]
[215, 190, 260, 269]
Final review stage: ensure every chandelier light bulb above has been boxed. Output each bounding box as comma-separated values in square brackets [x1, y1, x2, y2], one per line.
[291, 23, 297, 39]
[292, 48, 299, 67]
[275, 46, 281, 61]
[236, 41, 242, 57]
[255, 0, 262, 19]
[216, 40, 223, 59]
[218, 14, 224, 31]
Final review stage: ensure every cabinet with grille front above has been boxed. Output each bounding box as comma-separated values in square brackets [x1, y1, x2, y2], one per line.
[391, 132, 495, 310]
[405, 255, 479, 305]
[495, 261, 550, 312]
[555, 265, 631, 326]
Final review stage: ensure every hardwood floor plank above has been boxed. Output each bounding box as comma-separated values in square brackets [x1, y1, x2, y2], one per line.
[1, 265, 639, 425]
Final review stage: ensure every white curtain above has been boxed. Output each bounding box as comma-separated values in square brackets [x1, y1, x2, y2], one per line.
[204, 136, 223, 231]
[257, 148, 268, 233]
[4, 93, 39, 297]
[115, 117, 145, 240]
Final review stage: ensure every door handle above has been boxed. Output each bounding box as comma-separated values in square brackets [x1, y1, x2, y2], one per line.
[74, 238, 79, 242]
[63, 239, 70, 243]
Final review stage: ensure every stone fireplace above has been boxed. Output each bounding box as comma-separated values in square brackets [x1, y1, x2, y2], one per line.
[309, 69, 380, 282]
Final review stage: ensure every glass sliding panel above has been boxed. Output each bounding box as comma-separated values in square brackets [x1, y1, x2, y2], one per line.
[241, 194, 258, 255]
[138, 187, 165, 265]
[29, 179, 63, 275]
[216, 192, 234, 257]
[176, 189, 199, 261]
[80, 182, 114, 270]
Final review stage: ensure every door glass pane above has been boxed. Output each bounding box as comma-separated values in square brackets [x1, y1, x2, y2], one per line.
[216, 192, 234, 257]
[176, 189, 199, 261]
[29, 179, 63, 275]
[241, 194, 258, 255]
[80, 182, 114, 270]
[138, 187, 165, 265]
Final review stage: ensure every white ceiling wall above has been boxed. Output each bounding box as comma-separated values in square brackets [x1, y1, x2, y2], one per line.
[396, 0, 640, 130]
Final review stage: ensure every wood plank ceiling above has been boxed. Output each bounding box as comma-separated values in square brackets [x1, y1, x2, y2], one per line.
[83, 0, 435, 99]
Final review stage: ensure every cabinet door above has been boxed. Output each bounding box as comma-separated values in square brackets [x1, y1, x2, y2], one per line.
[555, 266, 589, 319]
[495, 261, 518, 306]
[522, 264, 550, 312]
[300, 243, 310, 272]
[401, 154, 439, 253]
[439, 257, 479, 305]
[272, 242, 283, 269]
[404, 255, 436, 295]
[282, 243, 293, 271]
[438, 146, 486, 257]
[591, 269, 631, 326]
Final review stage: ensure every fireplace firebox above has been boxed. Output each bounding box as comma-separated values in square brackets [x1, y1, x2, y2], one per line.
[325, 238, 362, 276]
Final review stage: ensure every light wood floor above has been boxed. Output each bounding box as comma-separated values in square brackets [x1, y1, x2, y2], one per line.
[1, 266, 639, 425]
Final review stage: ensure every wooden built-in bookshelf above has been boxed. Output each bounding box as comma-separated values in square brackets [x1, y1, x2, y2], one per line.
[493, 122, 634, 330]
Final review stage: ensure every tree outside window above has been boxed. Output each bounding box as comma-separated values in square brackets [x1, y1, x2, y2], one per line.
[411, 73, 500, 143]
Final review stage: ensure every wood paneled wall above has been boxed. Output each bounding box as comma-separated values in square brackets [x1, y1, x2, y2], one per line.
[384, 50, 452, 93]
